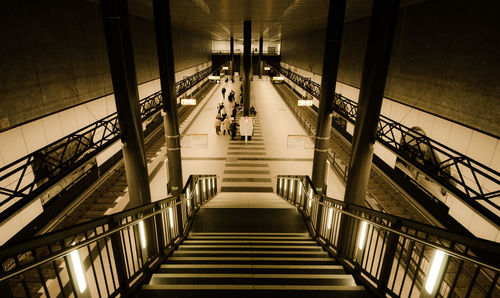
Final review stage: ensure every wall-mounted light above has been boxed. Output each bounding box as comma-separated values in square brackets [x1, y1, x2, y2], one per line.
[70, 249, 87, 293]
[284, 179, 287, 192]
[196, 184, 199, 197]
[279, 178, 282, 190]
[290, 180, 294, 194]
[138, 220, 147, 249]
[298, 182, 302, 197]
[202, 179, 206, 193]
[358, 221, 368, 250]
[327, 208, 333, 230]
[425, 250, 446, 294]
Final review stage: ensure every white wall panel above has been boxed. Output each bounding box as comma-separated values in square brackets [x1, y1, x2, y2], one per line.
[21, 120, 47, 153]
[59, 109, 78, 135]
[430, 116, 452, 145]
[105, 95, 117, 115]
[85, 97, 108, 121]
[42, 114, 64, 144]
[467, 131, 497, 167]
[447, 123, 473, 155]
[0, 127, 28, 165]
[74, 105, 92, 129]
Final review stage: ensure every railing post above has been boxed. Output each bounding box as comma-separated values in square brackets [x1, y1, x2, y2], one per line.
[154, 202, 166, 256]
[109, 220, 130, 296]
[377, 220, 401, 295]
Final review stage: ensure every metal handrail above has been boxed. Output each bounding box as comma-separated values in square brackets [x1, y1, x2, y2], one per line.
[0, 174, 218, 297]
[266, 61, 500, 224]
[277, 174, 500, 297]
[0, 63, 224, 220]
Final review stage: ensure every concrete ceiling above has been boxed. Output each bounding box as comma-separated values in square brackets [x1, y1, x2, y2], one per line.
[128, 0, 428, 41]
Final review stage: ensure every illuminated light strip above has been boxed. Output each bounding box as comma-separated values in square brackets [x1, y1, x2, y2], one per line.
[290, 180, 294, 194]
[358, 221, 368, 250]
[425, 250, 446, 294]
[327, 208, 333, 230]
[186, 188, 191, 208]
[70, 250, 87, 293]
[279, 179, 282, 190]
[169, 207, 174, 228]
[298, 182, 302, 197]
[284, 180, 287, 192]
[139, 220, 147, 249]
[203, 179, 206, 193]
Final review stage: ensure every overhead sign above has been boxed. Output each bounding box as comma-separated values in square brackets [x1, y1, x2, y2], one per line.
[264, 66, 271, 70]
[222, 66, 229, 70]
[298, 100, 313, 106]
[181, 98, 197, 105]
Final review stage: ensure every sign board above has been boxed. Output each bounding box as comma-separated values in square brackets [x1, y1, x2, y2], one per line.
[298, 99, 313, 106]
[272, 76, 284, 84]
[222, 66, 229, 70]
[181, 98, 196, 105]
[264, 66, 271, 71]
[208, 75, 220, 83]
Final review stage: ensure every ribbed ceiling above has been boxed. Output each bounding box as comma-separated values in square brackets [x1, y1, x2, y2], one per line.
[129, 0, 428, 40]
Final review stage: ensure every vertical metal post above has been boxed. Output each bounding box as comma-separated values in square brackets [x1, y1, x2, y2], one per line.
[153, 0, 184, 236]
[101, 0, 152, 207]
[311, 0, 346, 195]
[243, 20, 251, 116]
[230, 37, 235, 78]
[377, 221, 400, 294]
[259, 37, 263, 79]
[338, 0, 400, 258]
[109, 221, 129, 295]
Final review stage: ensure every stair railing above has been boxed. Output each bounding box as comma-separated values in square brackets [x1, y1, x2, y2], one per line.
[0, 174, 217, 298]
[277, 175, 500, 298]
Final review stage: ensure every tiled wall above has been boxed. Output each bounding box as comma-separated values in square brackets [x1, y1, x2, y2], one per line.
[281, 62, 500, 242]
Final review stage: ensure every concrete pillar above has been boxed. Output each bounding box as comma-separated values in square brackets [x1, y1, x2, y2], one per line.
[311, 0, 346, 195]
[101, 0, 151, 207]
[259, 37, 263, 79]
[153, 0, 183, 196]
[243, 20, 251, 116]
[230, 37, 234, 78]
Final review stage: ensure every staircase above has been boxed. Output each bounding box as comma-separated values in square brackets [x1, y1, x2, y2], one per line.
[141, 232, 368, 297]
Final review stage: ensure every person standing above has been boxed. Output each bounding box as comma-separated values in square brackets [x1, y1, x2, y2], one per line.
[222, 87, 226, 99]
[215, 114, 222, 135]
[230, 118, 238, 140]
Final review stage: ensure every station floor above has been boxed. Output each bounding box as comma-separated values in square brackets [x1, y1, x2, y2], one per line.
[158, 76, 345, 201]
[107, 76, 347, 214]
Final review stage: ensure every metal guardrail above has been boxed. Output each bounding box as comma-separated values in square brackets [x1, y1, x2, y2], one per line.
[0, 64, 223, 221]
[0, 174, 217, 297]
[266, 62, 500, 224]
[277, 175, 500, 297]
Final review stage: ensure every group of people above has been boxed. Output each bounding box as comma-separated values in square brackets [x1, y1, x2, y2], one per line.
[215, 83, 257, 140]
[214, 102, 239, 140]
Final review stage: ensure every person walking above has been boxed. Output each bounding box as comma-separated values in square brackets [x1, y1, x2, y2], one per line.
[222, 87, 226, 99]
[230, 118, 239, 140]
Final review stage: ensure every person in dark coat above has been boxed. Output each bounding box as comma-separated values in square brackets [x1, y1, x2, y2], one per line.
[222, 87, 226, 99]
[229, 118, 239, 140]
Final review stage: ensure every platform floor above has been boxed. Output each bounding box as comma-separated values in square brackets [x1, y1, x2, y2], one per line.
[146, 76, 346, 204]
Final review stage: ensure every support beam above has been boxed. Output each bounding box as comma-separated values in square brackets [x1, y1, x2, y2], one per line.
[243, 20, 251, 116]
[311, 0, 346, 195]
[230, 37, 234, 78]
[343, 0, 400, 206]
[153, 0, 183, 197]
[101, 0, 151, 207]
[338, 0, 400, 259]
[259, 37, 263, 79]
